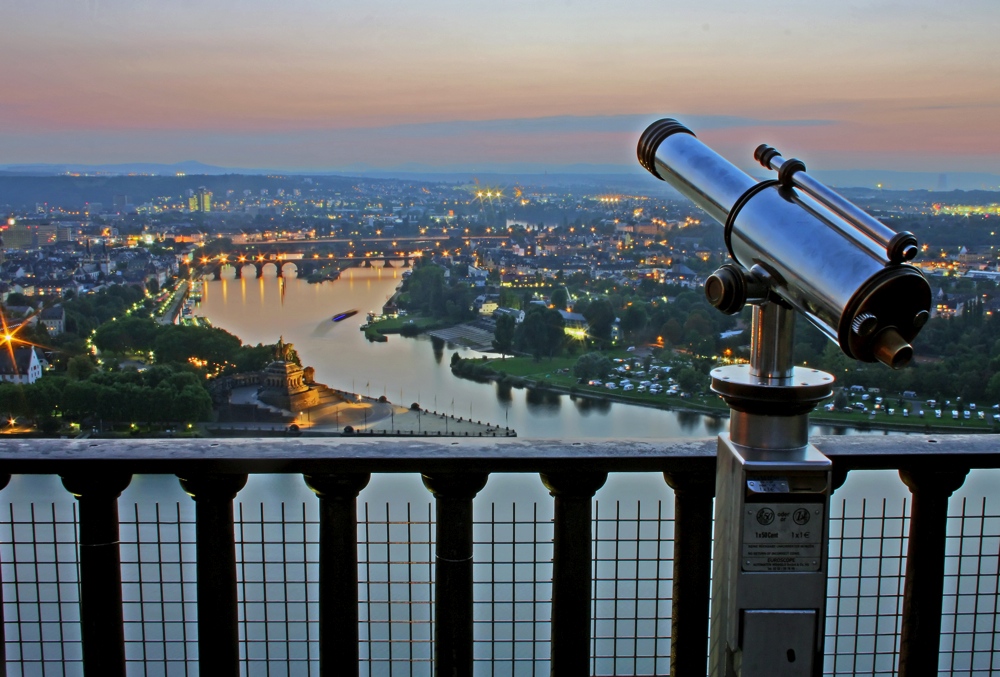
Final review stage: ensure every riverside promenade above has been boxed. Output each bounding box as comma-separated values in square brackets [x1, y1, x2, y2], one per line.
[209, 386, 514, 437]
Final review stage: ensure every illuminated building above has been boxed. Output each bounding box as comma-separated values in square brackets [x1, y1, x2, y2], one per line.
[0, 223, 72, 250]
[189, 187, 212, 213]
[558, 310, 588, 339]
[0, 346, 42, 385]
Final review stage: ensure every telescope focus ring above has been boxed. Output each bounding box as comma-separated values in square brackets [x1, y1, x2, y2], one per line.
[637, 119, 695, 179]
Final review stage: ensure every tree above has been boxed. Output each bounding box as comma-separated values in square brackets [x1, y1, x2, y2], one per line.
[492, 314, 516, 358]
[2, 293, 32, 308]
[67, 355, 97, 381]
[94, 316, 158, 354]
[573, 352, 612, 380]
[620, 303, 649, 342]
[516, 306, 565, 361]
[676, 367, 705, 393]
[583, 298, 615, 345]
[550, 287, 569, 311]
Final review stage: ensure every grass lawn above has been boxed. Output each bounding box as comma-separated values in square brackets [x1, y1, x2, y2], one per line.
[460, 354, 999, 432]
[366, 315, 442, 332]
[483, 356, 578, 377]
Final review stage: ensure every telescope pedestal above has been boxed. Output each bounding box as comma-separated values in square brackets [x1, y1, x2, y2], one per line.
[708, 304, 834, 677]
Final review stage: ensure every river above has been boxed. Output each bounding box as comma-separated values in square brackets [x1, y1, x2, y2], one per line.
[195, 266, 850, 440]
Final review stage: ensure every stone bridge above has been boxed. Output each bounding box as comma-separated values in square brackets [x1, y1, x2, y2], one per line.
[202, 254, 418, 280]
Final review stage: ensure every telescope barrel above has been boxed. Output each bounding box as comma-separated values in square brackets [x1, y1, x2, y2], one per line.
[637, 119, 931, 368]
[756, 147, 919, 264]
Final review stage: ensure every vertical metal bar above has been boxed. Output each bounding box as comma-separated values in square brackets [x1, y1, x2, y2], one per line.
[282, 502, 289, 677]
[653, 500, 664, 673]
[613, 500, 622, 669]
[131, 502, 146, 669]
[421, 472, 489, 677]
[492, 501, 499, 676]
[237, 501, 249, 671]
[897, 467, 969, 677]
[0, 474, 9, 677]
[532, 502, 539, 673]
[363, 501, 373, 672]
[303, 473, 370, 677]
[154, 503, 168, 675]
[31, 503, 42, 671]
[61, 472, 132, 677]
[663, 468, 715, 677]
[177, 473, 248, 677]
[947, 496, 969, 673]
[540, 471, 608, 677]
[985, 496, 999, 673]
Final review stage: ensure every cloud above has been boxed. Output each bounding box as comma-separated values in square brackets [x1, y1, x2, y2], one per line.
[339, 114, 835, 140]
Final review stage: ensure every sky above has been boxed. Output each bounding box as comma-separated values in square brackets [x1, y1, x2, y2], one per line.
[2, 0, 999, 176]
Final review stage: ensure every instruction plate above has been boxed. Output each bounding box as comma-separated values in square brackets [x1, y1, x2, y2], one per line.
[742, 503, 823, 572]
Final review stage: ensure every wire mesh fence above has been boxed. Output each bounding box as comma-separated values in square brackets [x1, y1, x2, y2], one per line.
[0, 492, 997, 676]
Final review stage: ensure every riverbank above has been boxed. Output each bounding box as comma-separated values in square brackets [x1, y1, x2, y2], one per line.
[215, 384, 514, 437]
[361, 314, 448, 341]
[451, 355, 998, 435]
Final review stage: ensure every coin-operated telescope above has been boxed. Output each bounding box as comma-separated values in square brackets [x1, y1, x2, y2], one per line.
[637, 120, 931, 677]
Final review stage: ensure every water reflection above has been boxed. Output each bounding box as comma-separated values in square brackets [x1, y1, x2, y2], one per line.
[675, 410, 703, 432]
[495, 380, 513, 403]
[571, 395, 612, 416]
[524, 388, 561, 415]
[704, 415, 726, 435]
[431, 336, 445, 364]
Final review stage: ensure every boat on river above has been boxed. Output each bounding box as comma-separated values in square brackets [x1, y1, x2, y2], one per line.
[332, 309, 359, 322]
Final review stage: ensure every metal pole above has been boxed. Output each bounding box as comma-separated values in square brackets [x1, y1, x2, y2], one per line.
[61, 472, 132, 677]
[897, 467, 969, 676]
[304, 473, 371, 676]
[421, 473, 489, 677]
[663, 468, 715, 677]
[177, 473, 248, 677]
[708, 301, 834, 677]
[540, 471, 608, 676]
[0, 474, 8, 677]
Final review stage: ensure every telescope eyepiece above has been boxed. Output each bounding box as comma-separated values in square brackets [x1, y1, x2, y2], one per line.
[888, 231, 919, 263]
[754, 144, 782, 170]
[871, 327, 913, 370]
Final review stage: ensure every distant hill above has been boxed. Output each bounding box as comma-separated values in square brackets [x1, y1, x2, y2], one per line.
[0, 166, 996, 212]
[0, 161, 241, 176]
[0, 173, 403, 211]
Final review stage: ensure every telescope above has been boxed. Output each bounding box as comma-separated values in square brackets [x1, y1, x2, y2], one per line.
[636, 120, 931, 677]
[637, 118, 931, 370]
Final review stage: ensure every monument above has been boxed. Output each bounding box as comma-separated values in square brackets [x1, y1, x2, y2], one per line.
[257, 337, 321, 411]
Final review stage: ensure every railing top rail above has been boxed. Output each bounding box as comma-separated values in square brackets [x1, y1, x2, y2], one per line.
[0, 434, 996, 474]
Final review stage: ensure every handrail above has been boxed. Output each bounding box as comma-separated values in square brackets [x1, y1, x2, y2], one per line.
[0, 433, 997, 473]
[0, 434, 996, 676]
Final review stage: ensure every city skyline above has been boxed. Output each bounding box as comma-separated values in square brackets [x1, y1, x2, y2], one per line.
[2, 0, 999, 175]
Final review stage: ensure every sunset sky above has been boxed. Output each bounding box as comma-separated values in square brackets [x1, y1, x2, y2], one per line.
[2, 0, 998, 174]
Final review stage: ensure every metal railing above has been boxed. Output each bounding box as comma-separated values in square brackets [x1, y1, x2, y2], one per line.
[0, 434, 997, 676]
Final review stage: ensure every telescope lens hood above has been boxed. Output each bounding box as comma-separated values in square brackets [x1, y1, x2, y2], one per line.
[637, 119, 695, 179]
